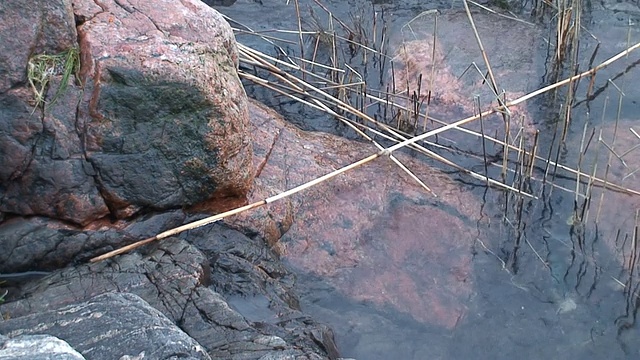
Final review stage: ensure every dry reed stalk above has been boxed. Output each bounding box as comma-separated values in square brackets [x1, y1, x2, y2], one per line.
[575, 121, 590, 205]
[231, 36, 436, 192]
[501, 93, 511, 181]
[596, 38, 631, 221]
[90, 151, 379, 263]
[527, 130, 539, 180]
[247, 41, 639, 197]
[423, 14, 438, 132]
[621, 127, 640, 181]
[311, 0, 354, 35]
[476, 96, 490, 187]
[463, 0, 500, 97]
[311, 35, 321, 72]
[293, 0, 305, 79]
[372, 5, 377, 53]
[467, 0, 536, 25]
[464, 0, 517, 183]
[89, 24, 640, 263]
[232, 28, 298, 45]
[241, 38, 640, 196]
[333, 99, 533, 196]
[270, 70, 433, 193]
[221, 14, 297, 67]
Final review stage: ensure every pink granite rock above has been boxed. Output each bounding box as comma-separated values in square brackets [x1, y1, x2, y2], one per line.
[75, 0, 253, 218]
[0, 0, 109, 225]
[228, 100, 481, 328]
[0, 0, 253, 224]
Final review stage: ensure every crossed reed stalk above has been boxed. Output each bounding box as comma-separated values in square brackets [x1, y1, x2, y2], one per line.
[91, 0, 639, 264]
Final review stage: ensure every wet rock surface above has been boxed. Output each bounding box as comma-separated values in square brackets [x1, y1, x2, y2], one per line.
[228, 100, 480, 328]
[0, 233, 335, 360]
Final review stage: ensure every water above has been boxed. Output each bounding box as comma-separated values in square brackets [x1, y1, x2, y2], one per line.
[213, 1, 640, 358]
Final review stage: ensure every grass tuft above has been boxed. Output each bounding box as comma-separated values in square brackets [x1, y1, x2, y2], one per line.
[27, 47, 80, 111]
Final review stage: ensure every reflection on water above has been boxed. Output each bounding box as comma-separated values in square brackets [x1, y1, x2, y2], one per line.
[213, 0, 640, 358]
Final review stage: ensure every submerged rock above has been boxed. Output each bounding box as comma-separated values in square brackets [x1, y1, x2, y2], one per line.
[388, 11, 539, 146]
[228, 99, 480, 328]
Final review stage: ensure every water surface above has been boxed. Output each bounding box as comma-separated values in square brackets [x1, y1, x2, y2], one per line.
[214, 1, 640, 358]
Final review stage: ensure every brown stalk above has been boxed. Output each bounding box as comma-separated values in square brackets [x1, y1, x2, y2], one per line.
[243, 39, 640, 196]
[423, 14, 438, 132]
[90, 36, 640, 264]
[293, 0, 305, 79]
[463, 0, 500, 96]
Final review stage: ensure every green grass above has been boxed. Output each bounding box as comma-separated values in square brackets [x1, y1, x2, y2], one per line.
[27, 47, 80, 111]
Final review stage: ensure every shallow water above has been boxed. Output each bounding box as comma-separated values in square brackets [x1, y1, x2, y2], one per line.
[214, 1, 640, 358]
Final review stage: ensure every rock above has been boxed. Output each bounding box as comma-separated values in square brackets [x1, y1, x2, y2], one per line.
[388, 11, 539, 145]
[393, 37, 467, 109]
[0, 0, 77, 93]
[0, 210, 186, 273]
[0, 334, 85, 360]
[227, 99, 478, 328]
[0, 0, 253, 225]
[0, 293, 210, 360]
[0, 235, 334, 359]
[0, 0, 108, 225]
[75, 0, 253, 219]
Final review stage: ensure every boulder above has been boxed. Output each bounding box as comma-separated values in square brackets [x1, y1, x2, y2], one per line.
[75, 0, 254, 219]
[227, 100, 480, 328]
[0, 0, 253, 225]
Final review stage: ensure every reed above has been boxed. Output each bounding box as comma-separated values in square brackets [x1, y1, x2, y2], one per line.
[90, 3, 640, 266]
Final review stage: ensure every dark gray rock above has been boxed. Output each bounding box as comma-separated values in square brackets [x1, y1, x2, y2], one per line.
[0, 293, 210, 360]
[0, 234, 335, 359]
[0, 211, 186, 273]
[0, 334, 85, 360]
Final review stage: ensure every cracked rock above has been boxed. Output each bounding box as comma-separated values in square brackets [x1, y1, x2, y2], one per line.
[0, 0, 253, 225]
[0, 293, 210, 360]
[1, 234, 335, 359]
